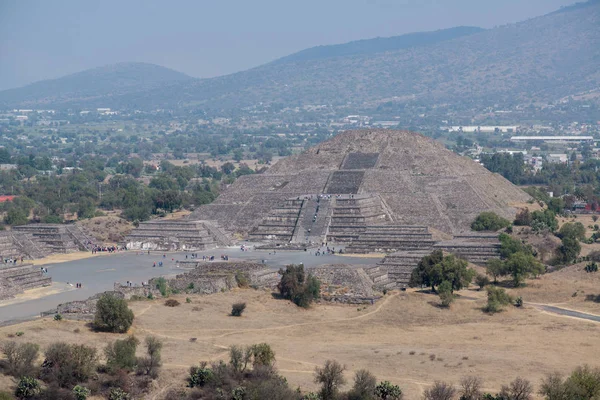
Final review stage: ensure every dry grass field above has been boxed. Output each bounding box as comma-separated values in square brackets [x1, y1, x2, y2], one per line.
[1, 265, 599, 399]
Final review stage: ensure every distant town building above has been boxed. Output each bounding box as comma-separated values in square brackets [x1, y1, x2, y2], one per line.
[0, 164, 17, 171]
[446, 126, 518, 133]
[510, 136, 594, 143]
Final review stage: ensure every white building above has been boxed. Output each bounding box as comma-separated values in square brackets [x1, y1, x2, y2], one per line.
[511, 136, 594, 144]
[546, 154, 568, 164]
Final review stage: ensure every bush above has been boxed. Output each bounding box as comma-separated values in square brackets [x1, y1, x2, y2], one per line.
[423, 381, 456, 400]
[375, 380, 403, 399]
[41, 342, 98, 388]
[2, 341, 39, 378]
[235, 271, 249, 288]
[15, 376, 39, 399]
[105, 336, 139, 373]
[278, 264, 321, 308]
[459, 376, 483, 400]
[94, 293, 134, 333]
[231, 302, 246, 317]
[72, 385, 90, 400]
[53, 314, 62, 321]
[437, 281, 454, 308]
[164, 299, 180, 307]
[531, 209, 558, 232]
[514, 296, 524, 307]
[108, 388, 131, 400]
[471, 212, 511, 231]
[498, 377, 533, 400]
[155, 277, 169, 297]
[484, 286, 513, 314]
[586, 262, 599, 273]
[188, 362, 213, 387]
[514, 209, 532, 226]
[186, 297, 192, 303]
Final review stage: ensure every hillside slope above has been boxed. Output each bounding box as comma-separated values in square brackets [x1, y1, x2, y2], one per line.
[1, 1, 599, 110]
[0, 62, 191, 107]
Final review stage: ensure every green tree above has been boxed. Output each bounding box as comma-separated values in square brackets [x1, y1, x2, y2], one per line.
[471, 212, 511, 231]
[558, 222, 586, 241]
[505, 251, 544, 286]
[485, 286, 513, 313]
[136, 336, 163, 378]
[410, 251, 474, 293]
[556, 236, 581, 264]
[531, 209, 558, 232]
[93, 293, 134, 333]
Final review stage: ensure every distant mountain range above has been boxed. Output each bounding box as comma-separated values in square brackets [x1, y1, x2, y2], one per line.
[1, 0, 599, 111]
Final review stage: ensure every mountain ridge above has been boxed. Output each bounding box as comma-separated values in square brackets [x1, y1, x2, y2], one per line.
[1, 1, 598, 111]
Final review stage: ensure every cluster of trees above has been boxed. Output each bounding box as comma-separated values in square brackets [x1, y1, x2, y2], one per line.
[0, 158, 228, 226]
[1, 334, 163, 400]
[183, 344, 404, 400]
[277, 264, 321, 308]
[486, 234, 544, 287]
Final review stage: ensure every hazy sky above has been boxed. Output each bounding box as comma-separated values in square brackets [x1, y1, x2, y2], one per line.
[0, 0, 577, 90]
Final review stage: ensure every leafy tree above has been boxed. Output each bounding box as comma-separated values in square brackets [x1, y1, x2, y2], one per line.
[221, 162, 235, 175]
[251, 343, 276, 368]
[486, 258, 506, 283]
[278, 264, 321, 308]
[76, 197, 96, 219]
[475, 274, 490, 290]
[104, 336, 139, 373]
[504, 251, 544, 286]
[558, 222, 586, 241]
[471, 212, 511, 231]
[315, 360, 346, 400]
[410, 251, 475, 293]
[93, 293, 134, 333]
[375, 380, 403, 400]
[556, 236, 581, 264]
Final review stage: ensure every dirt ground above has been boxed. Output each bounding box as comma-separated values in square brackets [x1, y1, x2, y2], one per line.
[1, 266, 599, 399]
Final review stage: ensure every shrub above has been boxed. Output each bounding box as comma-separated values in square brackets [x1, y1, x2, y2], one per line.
[15, 376, 39, 399]
[15, 332, 24, 337]
[41, 342, 98, 388]
[586, 262, 599, 273]
[314, 360, 346, 400]
[93, 293, 134, 333]
[164, 299, 180, 307]
[105, 336, 139, 373]
[514, 209, 532, 226]
[375, 380, 403, 399]
[514, 296, 524, 307]
[53, 314, 62, 321]
[72, 385, 90, 400]
[498, 377, 533, 400]
[155, 277, 169, 297]
[423, 381, 456, 400]
[235, 271, 250, 288]
[188, 362, 213, 387]
[186, 297, 192, 303]
[2, 341, 39, 378]
[437, 281, 454, 308]
[136, 336, 163, 378]
[251, 343, 276, 367]
[484, 286, 513, 314]
[231, 302, 246, 317]
[108, 388, 131, 400]
[278, 264, 321, 308]
[471, 212, 511, 231]
[531, 209, 558, 232]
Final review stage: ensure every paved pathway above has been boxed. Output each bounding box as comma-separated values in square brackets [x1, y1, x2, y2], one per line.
[0, 246, 377, 323]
